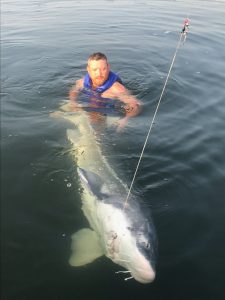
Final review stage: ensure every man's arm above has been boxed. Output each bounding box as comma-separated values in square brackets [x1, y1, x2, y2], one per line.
[110, 82, 142, 130]
[112, 81, 142, 115]
[69, 78, 83, 108]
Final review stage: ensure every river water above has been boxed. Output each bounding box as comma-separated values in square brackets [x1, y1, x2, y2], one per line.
[1, 1, 225, 299]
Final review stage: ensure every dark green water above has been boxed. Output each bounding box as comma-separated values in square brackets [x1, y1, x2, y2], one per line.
[1, 1, 225, 299]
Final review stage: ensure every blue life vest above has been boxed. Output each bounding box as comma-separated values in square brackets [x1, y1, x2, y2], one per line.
[83, 71, 123, 94]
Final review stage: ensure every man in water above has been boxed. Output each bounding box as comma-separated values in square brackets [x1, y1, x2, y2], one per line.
[69, 52, 141, 131]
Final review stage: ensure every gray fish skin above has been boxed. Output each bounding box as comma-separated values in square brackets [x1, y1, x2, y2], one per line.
[59, 104, 157, 284]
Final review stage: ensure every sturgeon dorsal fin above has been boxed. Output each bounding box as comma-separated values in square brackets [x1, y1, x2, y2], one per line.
[78, 167, 109, 199]
[69, 228, 104, 266]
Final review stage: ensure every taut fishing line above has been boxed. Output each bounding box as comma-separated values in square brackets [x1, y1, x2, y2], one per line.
[123, 17, 191, 209]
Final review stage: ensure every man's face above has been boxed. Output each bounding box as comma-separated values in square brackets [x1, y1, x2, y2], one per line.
[87, 59, 110, 88]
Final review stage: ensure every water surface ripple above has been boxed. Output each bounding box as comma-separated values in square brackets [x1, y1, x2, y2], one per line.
[2, 1, 225, 299]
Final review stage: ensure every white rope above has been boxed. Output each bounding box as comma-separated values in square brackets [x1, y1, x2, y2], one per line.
[123, 32, 184, 209]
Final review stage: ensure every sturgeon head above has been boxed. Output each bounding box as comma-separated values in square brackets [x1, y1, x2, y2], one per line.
[72, 167, 157, 284]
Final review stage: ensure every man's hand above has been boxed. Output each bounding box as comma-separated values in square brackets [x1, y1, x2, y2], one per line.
[114, 116, 129, 132]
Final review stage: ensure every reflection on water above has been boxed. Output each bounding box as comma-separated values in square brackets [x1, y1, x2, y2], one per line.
[2, 0, 225, 299]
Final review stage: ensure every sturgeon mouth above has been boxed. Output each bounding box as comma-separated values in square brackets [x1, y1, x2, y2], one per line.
[133, 270, 156, 284]
[116, 268, 155, 284]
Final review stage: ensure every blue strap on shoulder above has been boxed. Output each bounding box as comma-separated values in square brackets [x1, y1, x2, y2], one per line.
[83, 71, 123, 94]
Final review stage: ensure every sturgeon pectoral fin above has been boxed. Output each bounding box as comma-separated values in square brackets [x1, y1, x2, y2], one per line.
[69, 228, 104, 267]
[49, 111, 64, 118]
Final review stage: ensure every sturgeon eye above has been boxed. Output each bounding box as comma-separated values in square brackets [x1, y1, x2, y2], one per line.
[127, 226, 134, 231]
[141, 241, 150, 249]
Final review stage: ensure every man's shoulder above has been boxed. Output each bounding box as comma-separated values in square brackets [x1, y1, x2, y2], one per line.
[111, 81, 127, 93]
[74, 78, 84, 91]
[102, 81, 129, 99]
[76, 78, 84, 87]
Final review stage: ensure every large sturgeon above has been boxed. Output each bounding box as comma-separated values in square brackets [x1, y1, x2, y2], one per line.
[57, 104, 157, 284]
